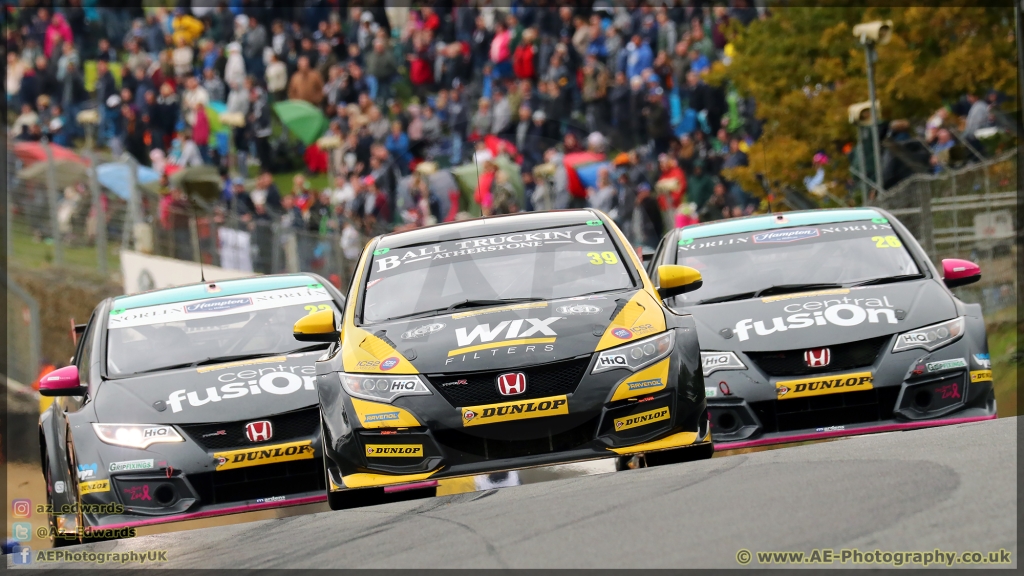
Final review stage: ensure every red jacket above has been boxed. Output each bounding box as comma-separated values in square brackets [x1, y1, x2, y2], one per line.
[512, 44, 536, 80]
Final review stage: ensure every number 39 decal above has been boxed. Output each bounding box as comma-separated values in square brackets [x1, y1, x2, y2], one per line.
[871, 235, 902, 248]
[304, 304, 332, 314]
[587, 251, 619, 265]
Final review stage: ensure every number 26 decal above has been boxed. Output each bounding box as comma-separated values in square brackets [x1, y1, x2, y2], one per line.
[871, 236, 902, 248]
[587, 251, 619, 265]
[304, 304, 331, 314]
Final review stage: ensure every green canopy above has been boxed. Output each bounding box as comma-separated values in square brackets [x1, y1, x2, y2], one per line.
[450, 156, 524, 217]
[170, 165, 223, 202]
[272, 99, 329, 145]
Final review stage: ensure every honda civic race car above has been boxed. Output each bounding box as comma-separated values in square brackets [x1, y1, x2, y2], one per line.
[37, 274, 346, 544]
[647, 208, 996, 450]
[295, 209, 713, 509]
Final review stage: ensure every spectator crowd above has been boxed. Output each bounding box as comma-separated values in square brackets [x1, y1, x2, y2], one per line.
[7, 2, 780, 277]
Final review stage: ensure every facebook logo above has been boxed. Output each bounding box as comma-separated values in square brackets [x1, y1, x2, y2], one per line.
[12, 545, 33, 565]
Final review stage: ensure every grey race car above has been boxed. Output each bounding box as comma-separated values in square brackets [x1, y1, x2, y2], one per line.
[37, 274, 345, 544]
[647, 208, 996, 449]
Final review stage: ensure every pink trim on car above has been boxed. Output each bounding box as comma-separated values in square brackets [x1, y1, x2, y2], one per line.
[715, 414, 997, 451]
[92, 494, 327, 530]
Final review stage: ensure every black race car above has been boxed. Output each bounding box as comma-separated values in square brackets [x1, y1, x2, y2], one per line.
[37, 274, 346, 544]
[647, 208, 996, 450]
[294, 209, 714, 509]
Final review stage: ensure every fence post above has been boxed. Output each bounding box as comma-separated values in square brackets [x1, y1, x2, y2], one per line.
[86, 149, 108, 276]
[41, 138, 64, 266]
[919, 182, 935, 261]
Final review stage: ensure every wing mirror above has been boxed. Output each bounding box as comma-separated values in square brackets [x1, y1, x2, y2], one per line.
[656, 265, 703, 299]
[941, 258, 981, 289]
[38, 366, 87, 397]
[293, 309, 341, 342]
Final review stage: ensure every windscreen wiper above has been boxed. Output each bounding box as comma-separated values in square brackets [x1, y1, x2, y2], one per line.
[379, 298, 544, 323]
[850, 274, 925, 287]
[124, 353, 277, 375]
[281, 343, 332, 355]
[694, 283, 844, 306]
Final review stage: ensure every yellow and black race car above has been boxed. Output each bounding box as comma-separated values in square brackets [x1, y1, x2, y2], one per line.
[293, 209, 713, 509]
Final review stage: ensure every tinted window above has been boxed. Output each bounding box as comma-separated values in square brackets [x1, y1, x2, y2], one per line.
[672, 222, 921, 306]
[362, 224, 635, 323]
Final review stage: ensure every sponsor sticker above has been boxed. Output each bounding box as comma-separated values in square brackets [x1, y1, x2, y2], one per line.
[555, 304, 601, 315]
[597, 354, 628, 369]
[752, 228, 820, 243]
[213, 440, 315, 471]
[365, 412, 400, 423]
[365, 444, 424, 457]
[626, 379, 662, 391]
[970, 370, 993, 382]
[77, 463, 97, 481]
[449, 316, 562, 354]
[630, 323, 655, 336]
[166, 368, 317, 413]
[973, 353, 991, 369]
[614, 407, 670, 431]
[461, 395, 569, 427]
[184, 297, 252, 314]
[54, 481, 65, 494]
[380, 357, 400, 371]
[815, 425, 846, 432]
[775, 372, 873, 400]
[79, 480, 110, 495]
[401, 323, 446, 339]
[612, 327, 633, 339]
[734, 296, 898, 342]
[926, 358, 967, 372]
[704, 386, 717, 397]
[256, 496, 286, 503]
[108, 459, 155, 473]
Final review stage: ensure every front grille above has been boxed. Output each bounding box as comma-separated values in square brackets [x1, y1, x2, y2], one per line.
[433, 415, 600, 461]
[749, 387, 901, 433]
[425, 357, 591, 407]
[188, 459, 324, 505]
[746, 336, 891, 377]
[181, 407, 320, 451]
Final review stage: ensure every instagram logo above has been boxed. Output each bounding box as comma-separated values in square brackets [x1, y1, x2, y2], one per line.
[12, 499, 32, 518]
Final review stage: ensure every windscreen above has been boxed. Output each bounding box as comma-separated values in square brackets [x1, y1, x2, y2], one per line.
[106, 285, 338, 377]
[362, 224, 635, 323]
[672, 222, 921, 306]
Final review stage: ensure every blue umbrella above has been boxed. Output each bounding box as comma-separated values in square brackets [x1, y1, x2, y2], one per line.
[96, 163, 161, 200]
[575, 161, 612, 190]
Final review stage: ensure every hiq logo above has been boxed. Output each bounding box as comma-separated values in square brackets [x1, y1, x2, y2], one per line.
[184, 297, 253, 314]
[752, 228, 820, 243]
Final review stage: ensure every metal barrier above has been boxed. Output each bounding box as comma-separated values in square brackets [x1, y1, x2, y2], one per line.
[876, 150, 1017, 312]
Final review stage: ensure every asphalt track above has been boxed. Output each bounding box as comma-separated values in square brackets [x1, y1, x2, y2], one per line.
[16, 417, 1018, 569]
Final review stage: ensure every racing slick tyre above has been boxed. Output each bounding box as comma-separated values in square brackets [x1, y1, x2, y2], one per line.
[44, 455, 77, 548]
[644, 442, 715, 467]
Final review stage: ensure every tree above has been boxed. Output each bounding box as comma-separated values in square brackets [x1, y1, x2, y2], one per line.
[709, 6, 1018, 201]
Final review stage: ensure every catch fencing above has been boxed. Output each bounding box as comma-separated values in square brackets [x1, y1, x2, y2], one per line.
[876, 151, 1018, 312]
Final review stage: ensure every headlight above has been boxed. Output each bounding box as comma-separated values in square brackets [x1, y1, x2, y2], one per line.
[592, 330, 675, 374]
[92, 424, 184, 449]
[892, 317, 965, 353]
[340, 373, 432, 403]
[700, 351, 747, 377]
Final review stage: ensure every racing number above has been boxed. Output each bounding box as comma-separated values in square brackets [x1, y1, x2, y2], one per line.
[871, 235, 902, 248]
[304, 304, 331, 314]
[587, 251, 619, 265]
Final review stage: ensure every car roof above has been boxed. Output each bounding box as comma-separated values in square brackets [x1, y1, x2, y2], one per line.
[676, 208, 886, 241]
[374, 209, 601, 250]
[111, 274, 324, 311]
